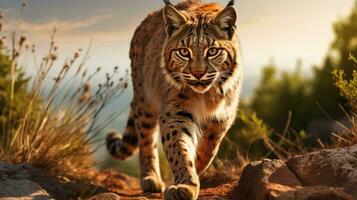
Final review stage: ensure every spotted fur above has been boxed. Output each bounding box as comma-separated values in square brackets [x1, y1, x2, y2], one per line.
[106, 0, 242, 199]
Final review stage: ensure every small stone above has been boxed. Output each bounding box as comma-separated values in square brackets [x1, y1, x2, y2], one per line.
[88, 192, 121, 200]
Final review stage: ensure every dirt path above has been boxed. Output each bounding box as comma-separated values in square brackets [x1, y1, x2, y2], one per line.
[113, 179, 239, 200]
[95, 169, 241, 200]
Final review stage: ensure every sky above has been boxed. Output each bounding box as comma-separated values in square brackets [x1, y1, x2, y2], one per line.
[1, 0, 355, 95]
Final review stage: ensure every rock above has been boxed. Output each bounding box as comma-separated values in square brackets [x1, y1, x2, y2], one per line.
[273, 186, 353, 200]
[0, 178, 52, 200]
[286, 144, 357, 198]
[88, 192, 120, 200]
[0, 161, 109, 200]
[236, 145, 357, 200]
[236, 159, 302, 200]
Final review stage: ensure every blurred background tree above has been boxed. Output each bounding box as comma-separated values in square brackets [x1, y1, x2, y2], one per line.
[218, 1, 357, 160]
[0, 45, 33, 135]
[251, 60, 311, 133]
[251, 1, 356, 136]
[309, 1, 357, 120]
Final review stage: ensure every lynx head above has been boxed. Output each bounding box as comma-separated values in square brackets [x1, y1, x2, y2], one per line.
[162, 0, 239, 94]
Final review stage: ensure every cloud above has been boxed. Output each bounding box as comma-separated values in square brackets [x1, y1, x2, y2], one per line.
[2, 14, 112, 33]
[2, 14, 134, 43]
[22, 15, 112, 32]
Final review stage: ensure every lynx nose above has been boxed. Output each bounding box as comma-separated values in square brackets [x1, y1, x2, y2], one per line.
[191, 70, 205, 80]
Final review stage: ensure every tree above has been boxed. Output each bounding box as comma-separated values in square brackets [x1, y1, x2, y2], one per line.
[0, 45, 32, 134]
[310, 1, 357, 120]
[249, 2, 357, 138]
[251, 60, 311, 132]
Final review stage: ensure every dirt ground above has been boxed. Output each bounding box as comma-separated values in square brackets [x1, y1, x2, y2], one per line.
[91, 168, 241, 200]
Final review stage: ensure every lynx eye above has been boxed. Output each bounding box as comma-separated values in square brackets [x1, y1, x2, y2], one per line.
[207, 47, 220, 57]
[178, 48, 191, 58]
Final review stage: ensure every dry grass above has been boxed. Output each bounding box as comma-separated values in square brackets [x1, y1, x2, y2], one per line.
[200, 156, 248, 188]
[0, 6, 128, 178]
[331, 112, 357, 147]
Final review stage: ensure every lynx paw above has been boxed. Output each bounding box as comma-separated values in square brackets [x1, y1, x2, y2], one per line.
[163, 184, 199, 200]
[141, 175, 165, 193]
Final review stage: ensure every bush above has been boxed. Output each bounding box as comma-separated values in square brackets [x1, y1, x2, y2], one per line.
[330, 54, 357, 147]
[332, 54, 357, 112]
[0, 9, 128, 177]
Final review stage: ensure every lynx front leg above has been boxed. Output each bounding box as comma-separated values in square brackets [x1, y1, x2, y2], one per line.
[160, 110, 200, 200]
[196, 118, 232, 175]
[134, 106, 164, 193]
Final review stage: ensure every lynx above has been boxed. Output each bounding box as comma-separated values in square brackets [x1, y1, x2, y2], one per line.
[106, 0, 242, 199]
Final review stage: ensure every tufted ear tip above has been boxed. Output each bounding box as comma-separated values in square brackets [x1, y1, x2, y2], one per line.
[163, 0, 172, 5]
[227, 0, 236, 7]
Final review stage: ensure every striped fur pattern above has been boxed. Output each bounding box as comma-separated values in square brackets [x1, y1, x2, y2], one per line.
[106, 1, 242, 199]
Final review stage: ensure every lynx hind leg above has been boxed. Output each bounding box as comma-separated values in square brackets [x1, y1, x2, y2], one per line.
[160, 112, 200, 200]
[135, 106, 165, 193]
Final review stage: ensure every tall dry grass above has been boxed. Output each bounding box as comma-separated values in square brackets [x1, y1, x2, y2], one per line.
[0, 5, 128, 177]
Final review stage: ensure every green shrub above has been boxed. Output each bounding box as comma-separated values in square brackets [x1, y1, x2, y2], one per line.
[332, 54, 357, 112]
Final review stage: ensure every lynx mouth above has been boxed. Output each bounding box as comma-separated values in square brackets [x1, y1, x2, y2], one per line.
[186, 80, 214, 93]
[186, 80, 213, 87]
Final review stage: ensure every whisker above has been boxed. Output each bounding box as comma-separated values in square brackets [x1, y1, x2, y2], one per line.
[206, 74, 216, 78]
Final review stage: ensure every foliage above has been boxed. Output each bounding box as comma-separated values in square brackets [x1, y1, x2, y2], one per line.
[332, 54, 357, 112]
[219, 109, 272, 160]
[0, 10, 128, 177]
[245, 2, 357, 142]
[220, 105, 310, 161]
[251, 61, 312, 132]
[330, 54, 357, 147]
[0, 41, 37, 137]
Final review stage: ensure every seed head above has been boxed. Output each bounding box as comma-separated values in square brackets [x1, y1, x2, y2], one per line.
[83, 82, 91, 92]
[79, 92, 92, 103]
[31, 44, 36, 53]
[14, 51, 20, 58]
[50, 54, 57, 61]
[74, 52, 80, 59]
[19, 35, 26, 46]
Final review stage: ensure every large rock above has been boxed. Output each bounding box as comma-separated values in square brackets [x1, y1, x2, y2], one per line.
[286, 144, 357, 197]
[236, 159, 302, 200]
[274, 186, 353, 200]
[236, 145, 357, 200]
[0, 162, 52, 199]
[0, 178, 52, 200]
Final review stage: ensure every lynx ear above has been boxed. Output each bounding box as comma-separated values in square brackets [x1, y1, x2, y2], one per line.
[212, 5, 237, 39]
[163, 5, 187, 37]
